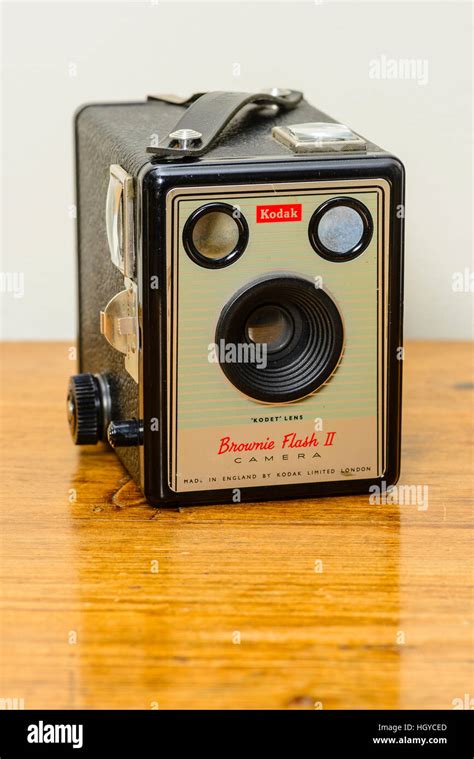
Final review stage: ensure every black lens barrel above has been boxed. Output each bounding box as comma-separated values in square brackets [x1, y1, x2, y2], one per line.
[215, 274, 344, 403]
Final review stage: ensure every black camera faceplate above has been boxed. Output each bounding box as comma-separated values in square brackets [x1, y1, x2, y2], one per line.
[141, 155, 404, 507]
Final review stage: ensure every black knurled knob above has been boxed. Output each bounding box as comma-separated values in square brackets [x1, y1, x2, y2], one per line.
[67, 374, 102, 445]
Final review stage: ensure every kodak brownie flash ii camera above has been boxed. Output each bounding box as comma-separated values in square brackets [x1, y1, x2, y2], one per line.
[67, 88, 405, 507]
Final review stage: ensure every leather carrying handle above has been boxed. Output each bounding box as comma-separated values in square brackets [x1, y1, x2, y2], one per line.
[146, 89, 303, 158]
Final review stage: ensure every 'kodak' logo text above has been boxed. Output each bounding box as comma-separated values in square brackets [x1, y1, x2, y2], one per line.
[256, 203, 302, 223]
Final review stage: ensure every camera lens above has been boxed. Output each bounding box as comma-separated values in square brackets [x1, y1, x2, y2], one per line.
[183, 202, 248, 268]
[308, 197, 373, 262]
[215, 274, 344, 403]
[245, 305, 294, 353]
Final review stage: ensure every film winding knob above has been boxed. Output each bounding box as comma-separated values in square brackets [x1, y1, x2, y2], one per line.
[67, 373, 103, 445]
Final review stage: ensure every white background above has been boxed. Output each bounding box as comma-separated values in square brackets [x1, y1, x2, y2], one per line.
[1, 0, 472, 340]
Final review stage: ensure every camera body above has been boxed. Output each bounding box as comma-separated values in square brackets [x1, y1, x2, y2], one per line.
[69, 89, 404, 507]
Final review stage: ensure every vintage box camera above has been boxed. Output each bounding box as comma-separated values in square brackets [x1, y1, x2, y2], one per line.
[67, 88, 404, 507]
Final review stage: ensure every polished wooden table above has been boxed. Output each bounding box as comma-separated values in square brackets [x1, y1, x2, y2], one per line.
[0, 341, 472, 710]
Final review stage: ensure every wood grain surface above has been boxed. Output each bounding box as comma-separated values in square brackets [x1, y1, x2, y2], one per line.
[0, 341, 472, 710]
